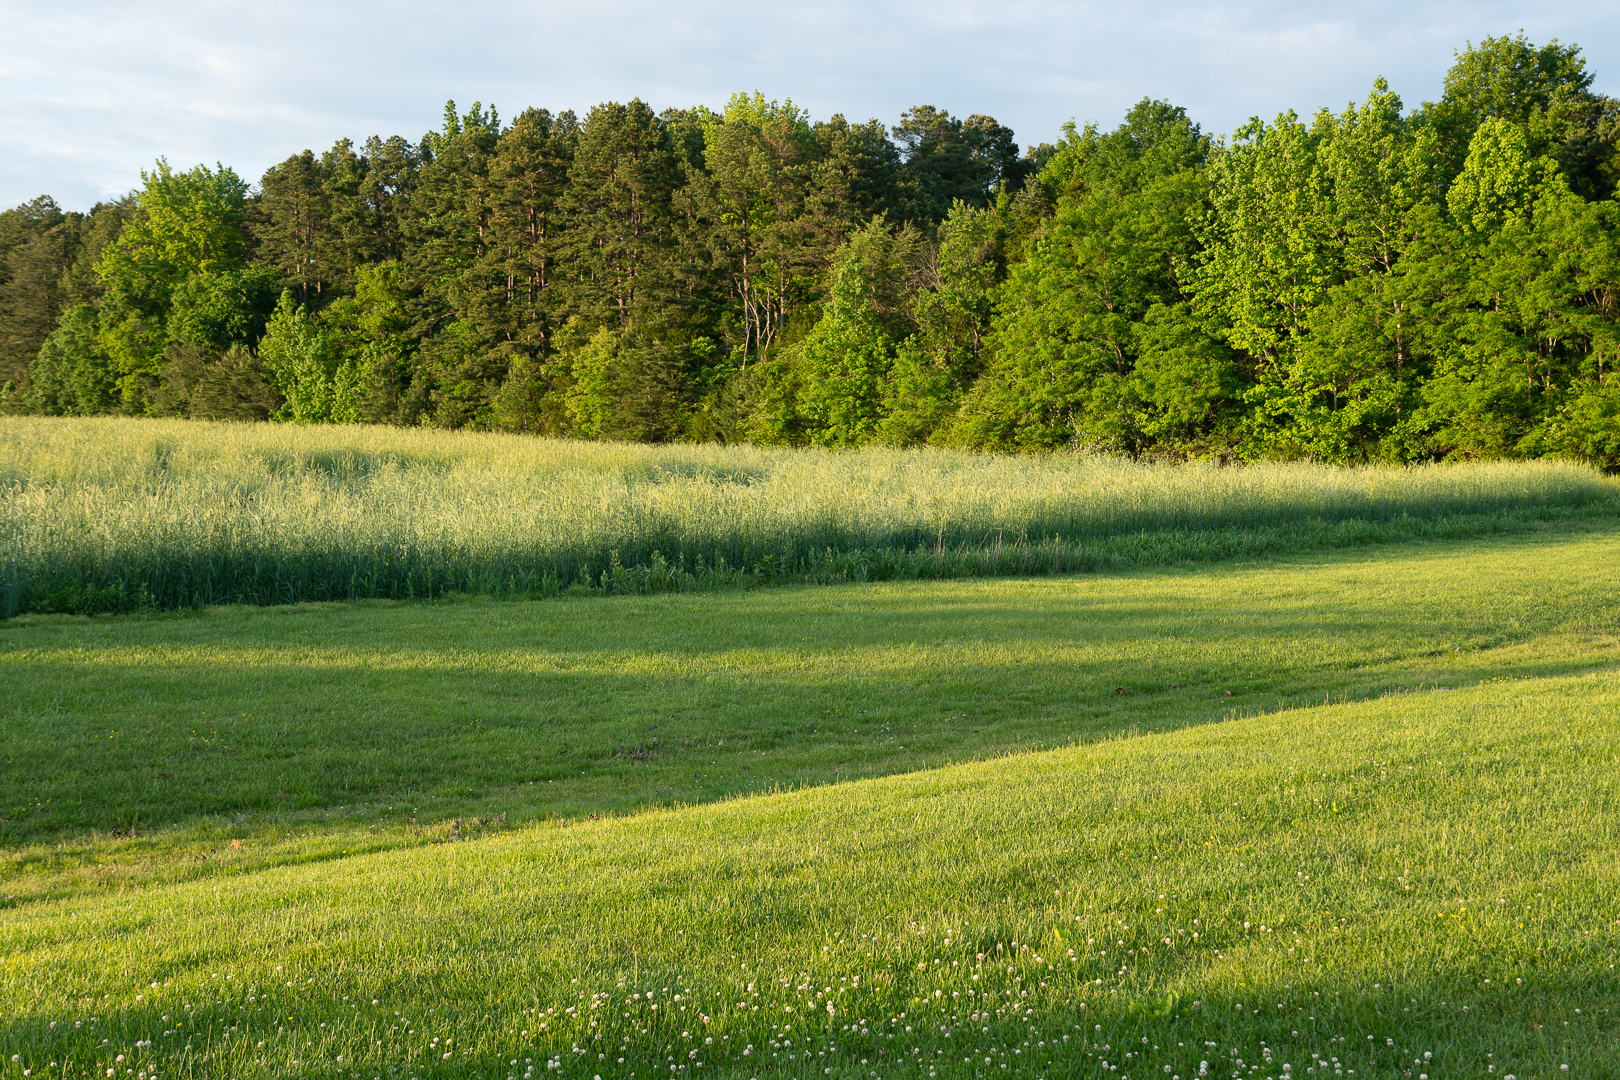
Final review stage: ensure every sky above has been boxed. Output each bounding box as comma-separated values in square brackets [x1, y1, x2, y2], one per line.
[2, 0, 1616, 211]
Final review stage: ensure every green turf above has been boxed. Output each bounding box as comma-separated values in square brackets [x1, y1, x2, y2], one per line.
[2, 527, 1618, 1078]
[2, 663, 1618, 1079]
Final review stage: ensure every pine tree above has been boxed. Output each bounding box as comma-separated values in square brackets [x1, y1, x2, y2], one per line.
[557, 100, 683, 333]
[256, 150, 337, 305]
[485, 107, 578, 358]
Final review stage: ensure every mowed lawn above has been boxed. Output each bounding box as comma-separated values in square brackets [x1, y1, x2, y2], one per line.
[0, 525, 1618, 1078]
[2, 523, 1618, 894]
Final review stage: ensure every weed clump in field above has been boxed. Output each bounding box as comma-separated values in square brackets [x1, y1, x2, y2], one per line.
[24, 578, 150, 616]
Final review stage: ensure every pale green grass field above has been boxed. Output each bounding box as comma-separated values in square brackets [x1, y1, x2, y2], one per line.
[3, 417, 1613, 615]
[2, 524, 1619, 1079]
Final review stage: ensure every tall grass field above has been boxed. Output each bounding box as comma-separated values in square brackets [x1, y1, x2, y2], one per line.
[1, 418, 1618, 1080]
[2, 417, 1616, 616]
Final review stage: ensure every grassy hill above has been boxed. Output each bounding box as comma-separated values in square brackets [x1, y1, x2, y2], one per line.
[2, 663, 1618, 1078]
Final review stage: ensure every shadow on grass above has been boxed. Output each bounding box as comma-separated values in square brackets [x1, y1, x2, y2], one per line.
[0, 525, 1617, 853]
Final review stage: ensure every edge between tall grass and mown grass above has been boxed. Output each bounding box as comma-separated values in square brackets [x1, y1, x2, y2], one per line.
[12, 504, 1620, 618]
[4, 417, 1618, 616]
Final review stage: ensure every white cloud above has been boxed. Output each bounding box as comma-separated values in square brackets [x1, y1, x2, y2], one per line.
[1, 0, 1615, 208]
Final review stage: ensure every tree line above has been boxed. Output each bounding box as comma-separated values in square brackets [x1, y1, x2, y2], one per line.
[2, 33, 1618, 465]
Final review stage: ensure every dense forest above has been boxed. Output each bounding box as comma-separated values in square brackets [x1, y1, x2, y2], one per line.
[2, 33, 1618, 464]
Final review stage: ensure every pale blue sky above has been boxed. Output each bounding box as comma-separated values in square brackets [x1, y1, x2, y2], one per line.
[2, 0, 1616, 210]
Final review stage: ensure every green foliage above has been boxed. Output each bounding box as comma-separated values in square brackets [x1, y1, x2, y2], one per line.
[160, 343, 281, 422]
[24, 576, 149, 615]
[0, 199, 83, 401]
[892, 106, 1027, 221]
[480, 107, 578, 369]
[547, 323, 690, 441]
[875, 340, 958, 445]
[1129, 302, 1241, 450]
[679, 92, 826, 365]
[1190, 84, 1445, 460]
[798, 219, 924, 446]
[257, 291, 363, 423]
[964, 102, 1216, 452]
[715, 347, 804, 445]
[165, 265, 282, 351]
[1427, 32, 1605, 184]
[896, 199, 1010, 443]
[318, 260, 418, 423]
[26, 304, 118, 416]
[98, 159, 249, 285]
[1413, 173, 1620, 462]
[559, 100, 683, 333]
[0, 197, 129, 412]
[798, 286, 892, 446]
[94, 160, 251, 410]
[255, 147, 354, 303]
[424, 99, 501, 159]
[556, 324, 621, 437]
[1554, 383, 1620, 466]
[1446, 117, 1545, 232]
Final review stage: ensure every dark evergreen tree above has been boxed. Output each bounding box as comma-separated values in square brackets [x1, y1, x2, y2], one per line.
[893, 107, 1027, 223]
[676, 94, 828, 365]
[558, 100, 684, 332]
[0, 197, 72, 403]
[256, 150, 339, 304]
[808, 115, 903, 229]
[354, 135, 423, 264]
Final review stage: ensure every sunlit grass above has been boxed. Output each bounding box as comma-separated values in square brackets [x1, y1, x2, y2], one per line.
[2, 670, 1617, 1078]
[3, 416, 1614, 615]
